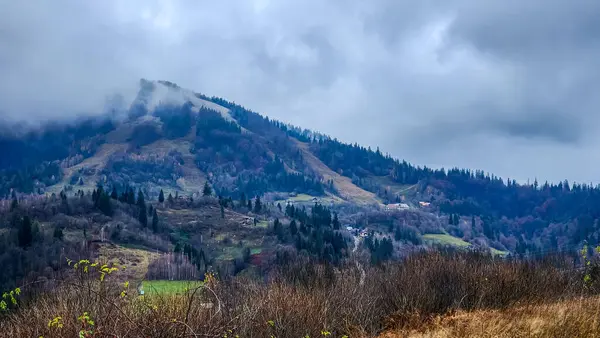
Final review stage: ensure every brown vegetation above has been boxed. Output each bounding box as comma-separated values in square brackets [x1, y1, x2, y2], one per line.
[0, 251, 595, 337]
[380, 296, 600, 338]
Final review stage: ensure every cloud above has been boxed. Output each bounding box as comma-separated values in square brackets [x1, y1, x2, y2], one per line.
[1, 0, 599, 183]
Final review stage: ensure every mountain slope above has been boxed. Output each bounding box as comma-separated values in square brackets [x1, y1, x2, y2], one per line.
[2, 79, 600, 259]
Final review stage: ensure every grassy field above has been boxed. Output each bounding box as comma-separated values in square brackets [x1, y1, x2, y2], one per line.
[422, 233, 472, 248]
[142, 280, 203, 295]
[422, 233, 510, 256]
[490, 247, 510, 256]
[255, 220, 270, 228]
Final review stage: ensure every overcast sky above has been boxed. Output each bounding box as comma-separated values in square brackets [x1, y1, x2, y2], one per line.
[1, 0, 600, 184]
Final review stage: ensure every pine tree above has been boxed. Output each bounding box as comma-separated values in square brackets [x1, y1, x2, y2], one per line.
[168, 193, 174, 204]
[277, 203, 282, 212]
[240, 192, 247, 208]
[158, 189, 165, 203]
[137, 190, 148, 227]
[18, 216, 33, 248]
[152, 209, 159, 232]
[220, 204, 225, 219]
[332, 213, 341, 230]
[127, 188, 136, 205]
[97, 192, 113, 216]
[247, 199, 252, 210]
[53, 226, 64, 240]
[10, 197, 18, 211]
[254, 196, 262, 213]
[202, 181, 212, 196]
[111, 187, 118, 200]
[290, 219, 298, 236]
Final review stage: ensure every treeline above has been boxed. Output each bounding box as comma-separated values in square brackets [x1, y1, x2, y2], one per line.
[192, 106, 326, 198]
[268, 203, 348, 264]
[0, 117, 115, 196]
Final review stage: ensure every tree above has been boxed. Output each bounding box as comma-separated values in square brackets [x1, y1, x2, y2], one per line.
[158, 189, 165, 203]
[247, 199, 252, 210]
[240, 192, 247, 208]
[18, 216, 33, 248]
[277, 203, 282, 212]
[202, 181, 212, 196]
[254, 196, 262, 213]
[152, 209, 159, 232]
[127, 188, 136, 205]
[332, 213, 341, 230]
[168, 193, 174, 204]
[10, 197, 18, 211]
[137, 189, 148, 227]
[110, 187, 118, 200]
[290, 219, 298, 236]
[220, 204, 225, 219]
[97, 192, 113, 216]
[53, 226, 64, 241]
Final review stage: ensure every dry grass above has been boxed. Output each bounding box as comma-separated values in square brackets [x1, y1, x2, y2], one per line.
[381, 296, 600, 338]
[141, 139, 208, 194]
[98, 244, 160, 281]
[295, 140, 380, 204]
[47, 143, 128, 194]
[0, 251, 595, 338]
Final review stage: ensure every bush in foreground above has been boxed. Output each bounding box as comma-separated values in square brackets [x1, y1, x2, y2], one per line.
[0, 251, 593, 337]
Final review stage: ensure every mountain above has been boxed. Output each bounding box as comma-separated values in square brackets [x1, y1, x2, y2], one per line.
[1, 79, 599, 287]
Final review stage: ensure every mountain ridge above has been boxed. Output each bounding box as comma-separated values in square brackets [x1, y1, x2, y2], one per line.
[1, 79, 600, 259]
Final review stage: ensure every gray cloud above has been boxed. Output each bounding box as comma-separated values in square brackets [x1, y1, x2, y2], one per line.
[1, 0, 599, 183]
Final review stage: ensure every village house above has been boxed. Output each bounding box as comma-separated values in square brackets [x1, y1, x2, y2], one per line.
[384, 203, 410, 211]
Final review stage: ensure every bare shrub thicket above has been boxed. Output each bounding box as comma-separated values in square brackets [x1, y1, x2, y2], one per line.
[0, 251, 590, 337]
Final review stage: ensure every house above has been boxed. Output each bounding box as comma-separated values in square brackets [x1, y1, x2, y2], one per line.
[385, 203, 410, 211]
[419, 201, 431, 207]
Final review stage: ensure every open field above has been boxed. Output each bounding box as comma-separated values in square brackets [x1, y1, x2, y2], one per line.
[142, 280, 203, 295]
[422, 233, 509, 256]
[422, 233, 471, 248]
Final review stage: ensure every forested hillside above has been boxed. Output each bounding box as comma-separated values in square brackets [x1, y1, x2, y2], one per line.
[0, 79, 598, 273]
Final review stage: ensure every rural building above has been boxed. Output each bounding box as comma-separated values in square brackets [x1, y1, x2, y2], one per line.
[385, 203, 409, 211]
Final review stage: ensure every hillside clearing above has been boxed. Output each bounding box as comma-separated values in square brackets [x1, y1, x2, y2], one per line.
[294, 140, 380, 204]
[48, 143, 128, 194]
[422, 233, 471, 248]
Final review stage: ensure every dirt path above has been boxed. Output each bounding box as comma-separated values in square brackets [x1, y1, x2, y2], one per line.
[352, 235, 366, 286]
